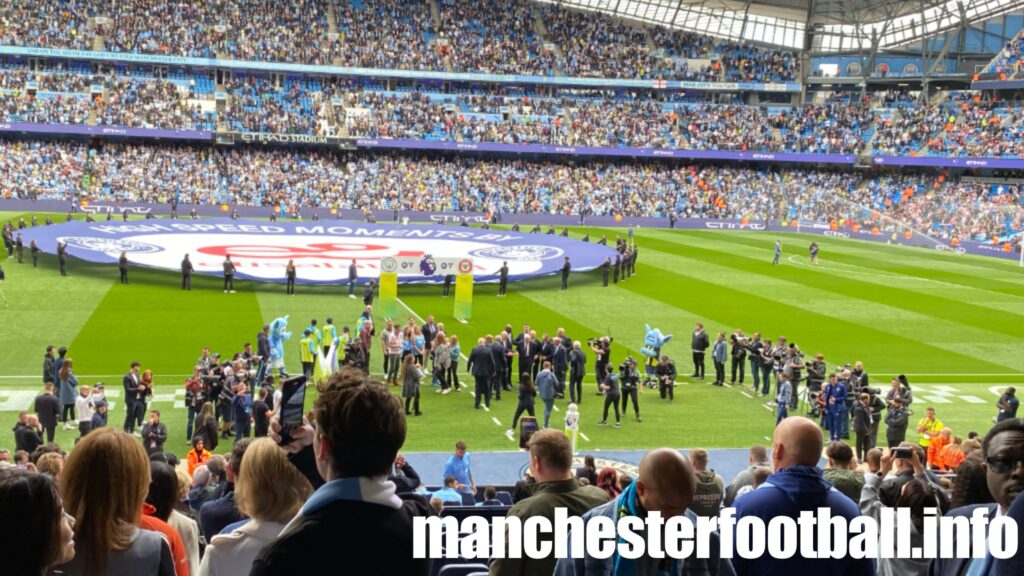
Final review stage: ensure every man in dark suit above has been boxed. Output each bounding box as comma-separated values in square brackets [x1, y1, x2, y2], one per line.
[931, 418, 1024, 576]
[421, 315, 438, 358]
[181, 254, 193, 290]
[347, 259, 358, 298]
[442, 274, 453, 297]
[497, 262, 509, 297]
[488, 335, 506, 400]
[516, 332, 535, 378]
[560, 257, 570, 291]
[551, 337, 568, 399]
[123, 361, 141, 434]
[467, 338, 495, 409]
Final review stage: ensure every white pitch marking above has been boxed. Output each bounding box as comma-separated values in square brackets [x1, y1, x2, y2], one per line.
[491, 417, 502, 427]
[960, 396, 986, 404]
[931, 386, 960, 393]
[919, 395, 952, 404]
[553, 404, 560, 412]
[481, 404, 490, 412]
[579, 432, 590, 442]
[740, 391, 753, 399]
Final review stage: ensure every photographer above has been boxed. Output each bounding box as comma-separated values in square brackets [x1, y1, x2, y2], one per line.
[589, 337, 611, 394]
[885, 376, 913, 409]
[655, 355, 677, 402]
[729, 331, 746, 385]
[140, 409, 168, 456]
[184, 367, 207, 443]
[806, 354, 826, 394]
[885, 397, 910, 447]
[783, 345, 805, 410]
[619, 357, 641, 422]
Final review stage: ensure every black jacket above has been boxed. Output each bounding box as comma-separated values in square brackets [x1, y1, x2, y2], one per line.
[885, 408, 909, 440]
[551, 345, 568, 372]
[488, 341, 506, 372]
[389, 462, 421, 494]
[466, 345, 494, 377]
[43, 355, 55, 384]
[691, 330, 710, 352]
[252, 499, 430, 576]
[15, 424, 42, 453]
[569, 349, 587, 376]
[34, 393, 61, 429]
[852, 402, 872, 435]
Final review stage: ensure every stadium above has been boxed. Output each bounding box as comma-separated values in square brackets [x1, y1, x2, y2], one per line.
[1, 0, 1023, 574]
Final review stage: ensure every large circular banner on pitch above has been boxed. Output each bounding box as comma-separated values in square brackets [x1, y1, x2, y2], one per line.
[19, 219, 619, 284]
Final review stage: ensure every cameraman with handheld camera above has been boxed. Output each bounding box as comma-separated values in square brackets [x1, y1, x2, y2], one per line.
[588, 337, 612, 395]
[619, 356, 642, 422]
[655, 355, 677, 402]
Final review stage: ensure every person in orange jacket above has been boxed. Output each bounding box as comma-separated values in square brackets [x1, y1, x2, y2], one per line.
[938, 435, 965, 472]
[187, 436, 212, 477]
[927, 428, 952, 470]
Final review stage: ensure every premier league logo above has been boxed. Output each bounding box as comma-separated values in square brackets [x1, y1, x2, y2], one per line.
[469, 245, 563, 261]
[419, 255, 437, 276]
[59, 236, 163, 254]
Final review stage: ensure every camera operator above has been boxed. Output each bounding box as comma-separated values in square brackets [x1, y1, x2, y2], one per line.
[655, 355, 677, 403]
[884, 376, 913, 409]
[782, 345, 805, 410]
[806, 354, 826, 395]
[184, 366, 208, 442]
[589, 337, 611, 395]
[619, 357, 642, 422]
[729, 331, 747, 385]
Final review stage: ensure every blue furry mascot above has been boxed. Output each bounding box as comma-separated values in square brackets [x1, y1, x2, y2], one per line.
[641, 324, 672, 384]
[269, 315, 292, 377]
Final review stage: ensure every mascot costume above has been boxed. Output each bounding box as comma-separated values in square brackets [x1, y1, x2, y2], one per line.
[269, 315, 292, 377]
[640, 324, 672, 387]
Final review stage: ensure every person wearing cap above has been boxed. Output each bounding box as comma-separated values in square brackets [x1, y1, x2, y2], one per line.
[299, 329, 315, 379]
[655, 355, 677, 402]
[90, 399, 108, 430]
[123, 361, 142, 435]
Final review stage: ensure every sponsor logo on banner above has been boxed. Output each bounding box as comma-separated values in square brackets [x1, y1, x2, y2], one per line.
[823, 230, 851, 238]
[59, 237, 163, 254]
[429, 214, 489, 223]
[19, 219, 616, 284]
[703, 221, 767, 231]
[934, 244, 967, 254]
[468, 245, 563, 261]
[80, 205, 153, 215]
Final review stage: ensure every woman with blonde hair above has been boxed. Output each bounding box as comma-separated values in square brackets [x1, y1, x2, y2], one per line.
[198, 438, 313, 576]
[55, 428, 174, 576]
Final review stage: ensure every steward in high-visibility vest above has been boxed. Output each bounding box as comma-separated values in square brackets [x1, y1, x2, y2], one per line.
[300, 330, 316, 379]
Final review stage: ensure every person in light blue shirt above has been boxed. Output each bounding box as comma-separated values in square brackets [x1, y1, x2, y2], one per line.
[441, 441, 475, 495]
[431, 476, 463, 505]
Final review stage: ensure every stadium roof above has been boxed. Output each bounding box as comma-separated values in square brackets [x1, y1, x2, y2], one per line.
[538, 0, 1024, 52]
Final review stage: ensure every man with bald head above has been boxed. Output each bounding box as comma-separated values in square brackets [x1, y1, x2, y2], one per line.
[730, 417, 871, 575]
[555, 448, 734, 575]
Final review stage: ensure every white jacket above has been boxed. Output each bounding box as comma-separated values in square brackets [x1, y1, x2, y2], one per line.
[197, 519, 286, 576]
[168, 509, 200, 576]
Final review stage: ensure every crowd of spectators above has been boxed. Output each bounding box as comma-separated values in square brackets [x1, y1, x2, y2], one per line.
[0, 0, 799, 81]
[3, 139, 1021, 240]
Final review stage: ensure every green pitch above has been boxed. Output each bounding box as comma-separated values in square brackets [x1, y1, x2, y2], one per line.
[2, 211, 1023, 458]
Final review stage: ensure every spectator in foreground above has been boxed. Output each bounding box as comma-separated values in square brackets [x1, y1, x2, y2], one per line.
[860, 447, 940, 576]
[690, 448, 724, 517]
[171, 469, 200, 576]
[142, 462, 191, 576]
[0, 467, 76, 575]
[199, 438, 313, 576]
[595, 467, 620, 500]
[724, 445, 769, 506]
[932, 418, 1024, 576]
[555, 448, 733, 576]
[199, 438, 252, 538]
[730, 417, 873, 575]
[251, 368, 431, 575]
[821, 441, 864, 503]
[55, 428, 175, 575]
[491, 429, 609, 576]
